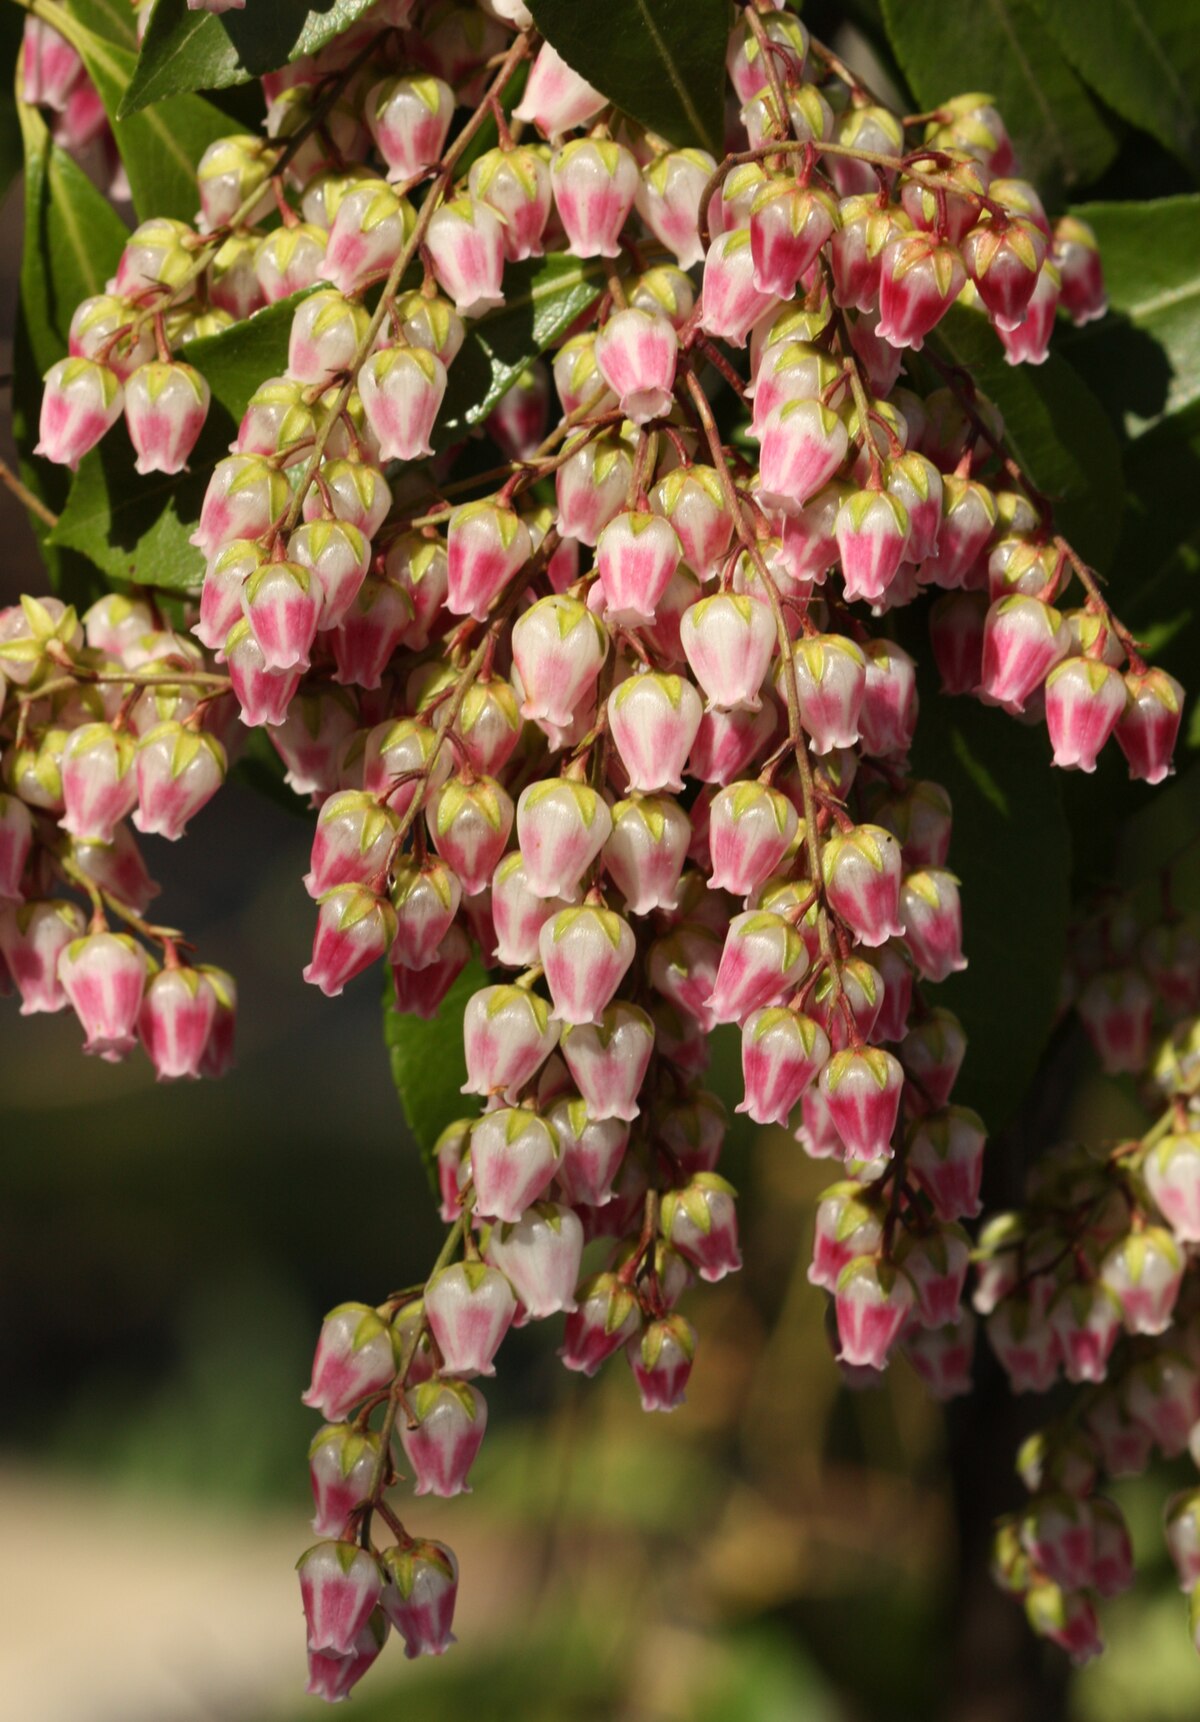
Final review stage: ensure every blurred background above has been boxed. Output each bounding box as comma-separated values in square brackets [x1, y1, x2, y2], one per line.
[3, 68, 1200, 1722]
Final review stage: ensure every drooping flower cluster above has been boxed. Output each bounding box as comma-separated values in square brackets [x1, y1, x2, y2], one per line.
[14, 0, 1185, 1698]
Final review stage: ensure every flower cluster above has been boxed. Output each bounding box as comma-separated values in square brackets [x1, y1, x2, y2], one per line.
[16, 0, 1187, 1698]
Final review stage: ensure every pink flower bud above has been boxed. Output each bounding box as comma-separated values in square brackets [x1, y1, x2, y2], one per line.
[517, 779, 612, 897]
[900, 869, 966, 982]
[388, 858, 461, 973]
[559, 1000, 654, 1122]
[426, 196, 505, 315]
[390, 924, 470, 1018]
[834, 1256, 914, 1368]
[0, 898, 85, 1014]
[607, 672, 702, 795]
[602, 796, 689, 916]
[399, 1379, 487, 1498]
[446, 499, 531, 621]
[486, 1201, 584, 1318]
[303, 791, 396, 899]
[896, 1225, 970, 1328]
[820, 1046, 904, 1160]
[877, 233, 966, 350]
[1146, 1132, 1200, 1242]
[594, 306, 678, 424]
[978, 594, 1069, 712]
[1053, 216, 1106, 325]
[489, 851, 573, 966]
[470, 1108, 560, 1224]
[468, 145, 552, 261]
[822, 825, 904, 947]
[425, 1259, 516, 1377]
[513, 595, 608, 730]
[899, 1008, 966, 1107]
[462, 984, 557, 1099]
[808, 1181, 883, 1291]
[627, 1312, 696, 1411]
[1045, 1281, 1121, 1385]
[1116, 667, 1183, 784]
[303, 458, 390, 537]
[661, 1173, 741, 1283]
[58, 930, 148, 1061]
[138, 964, 218, 1081]
[1024, 1584, 1102, 1665]
[35, 357, 122, 469]
[561, 1271, 640, 1374]
[707, 910, 806, 1025]
[1100, 1227, 1183, 1336]
[123, 361, 209, 476]
[551, 138, 638, 258]
[192, 455, 288, 558]
[1046, 653, 1130, 772]
[241, 559, 320, 673]
[367, 74, 455, 180]
[429, 775, 513, 896]
[512, 39, 604, 136]
[132, 722, 225, 840]
[380, 1540, 458, 1660]
[299, 1541, 383, 1661]
[904, 1312, 976, 1400]
[255, 224, 328, 303]
[1127, 1352, 1200, 1456]
[1077, 968, 1153, 1075]
[1021, 1495, 1095, 1593]
[539, 904, 635, 1026]
[858, 639, 918, 758]
[750, 180, 838, 299]
[907, 1105, 985, 1221]
[21, 15, 84, 109]
[650, 465, 734, 578]
[301, 1294, 395, 1418]
[929, 590, 987, 694]
[286, 520, 370, 633]
[307, 1423, 381, 1539]
[649, 921, 722, 1031]
[555, 430, 634, 546]
[836, 487, 911, 604]
[286, 289, 371, 388]
[699, 227, 775, 347]
[997, 261, 1061, 366]
[331, 578, 415, 691]
[547, 1097, 629, 1206]
[59, 722, 137, 843]
[681, 593, 775, 712]
[594, 510, 680, 626]
[304, 884, 397, 997]
[962, 217, 1047, 330]
[635, 148, 717, 267]
[359, 344, 446, 462]
[759, 398, 850, 514]
[739, 1005, 830, 1126]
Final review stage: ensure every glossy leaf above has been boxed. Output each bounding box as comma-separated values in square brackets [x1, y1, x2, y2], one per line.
[384, 961, 487, 1186]
[880, 0, 1117, 203]
[1030, 0, 1200, 179]
[526, 0, 728, 154]
[121, 0, 380, 116]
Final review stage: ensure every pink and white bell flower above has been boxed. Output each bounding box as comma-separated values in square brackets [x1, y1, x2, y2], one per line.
[454, 675, 522, 776]
[661, 1174, 742, 1283]
[399, 1380, 487, 1499]
[559, 1000, 655, 1123]
[285, 289, 371, 388]
[367, 73, 456, 181]
[424, 1260, 517, 1376]
[555, 429, 633, 546]
[0, 899, 85, 1014]
[550, 138, 638, 258]
[486, 362, 549, 460]
[68, 295, 155, 378]
[819, 1046, 904, 1161]
[303, 884, 397, 997]
[428, 775, 513, 896]
[469, 1108, 560, 1225]
[539, 904, 635, 1027]
[1020, 1495, 1095, 1594]
[749, 180, 839, 299]
[133, 722, 225, 841]
[635, 148, 717, 267]
[138, 964, 218, 1081]
[1127, 1353, 1200, 1457]
[687, 703, 773, 785]
[758, 398, 850, 514]
[287, 520, 370, 632]
[1100, 1227, 1183, 1337]
[1053, 215, 1107, 325]
[462, 983, 558, 1100]
[299, 1294, 397, 1418]
[358, 343, 447, 463]
[191, 455, 289, 558]
[59, 722, 137, 844]
[389, 289, 465, 367]
[446, 499, 532, 621]
[1076, 968, 1153, 1075]
[707, 779, 798, 895]
[706, 910, 807, 1025]
[901, 869, 967, 982]
[907, 1105, 986, 1221]
[58, 929, 149, 1062]
[301, 457, 391, 538]
[305, 791, 397, 900]
[808, 1181, 883, 1292]
[594, 306, 678, 424]
[547, 1097, 629, 1206]
[381, 1540, 458, 1661]
[241, 559, 320, 673]
[834, 1256, 915, 1368]
[962, 216, 1047, 330]
[858, 639, 919, 759]
[749, 340, 843, 439]
[680, 593, 775, 712]
[877, 233, 966, 350]
[561, 1272, 640, 1374]
[870, 939, 915, 1043]
[650, 465, 734, 578]
[930, 590, 987, 694]
[1115, 666, 1183, 784]
[255, 223, 328, 304]
[491, 851, 576, 966]
[595, 510, 682, 626]
[648, 922, 722, 1032]
[836, 487, 911, 605]
[512, 595, 608, 731]
[698, 227, 776, 347]
[903, 1312, 976, 1401]
[884, 451, 942, 564]
[607, 673, 703, 795]
[1045, 1281, 1122, 1385]
[331, 577, 415, 691]
[468, 145, 553, 261]
[123, 360, 209, 476]
[485, 1202, 585, 1320]
[425, 196, 506, 316]
[307, 1423, 382, 1539]
[810, 958, 883, 1054]
[21, 15, 85, 110]
[389, 856, 461, 970]
[821, 825, 904, 947]
[35, 357, 122, 469]
[920, 475, 997, 590]
[1146, 1132, 1200, 1242]
[627, 1313, 696, 1412]
[739, 1006, 831, 1127]
[195, 965, 236, 1081]
[997, 260, 1061, 366]
[193, 541, 259, 653]
[299, 1540, 383, 1658]
[1044, 657, 1127, 772]
[516, 779, 612, 898]
[978, 594, 1070, 712]
[0, 794, 32, 900]
[512, 39, 605, 137]
[602, 795, 690, 916]
[899, 1008, 966, 1107]
[895, 1225, 971, 1329]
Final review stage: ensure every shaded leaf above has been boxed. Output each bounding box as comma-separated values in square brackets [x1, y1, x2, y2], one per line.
[880, 0, 1117, 204]
[122, 0, 379, 116]
[384, 962, 486, 1189]
[526, 0, 728, 154]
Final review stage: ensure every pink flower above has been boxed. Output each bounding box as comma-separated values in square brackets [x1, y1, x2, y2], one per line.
[749, 181, 838, 298]
[428, 775, 513, 896]
[978, 595, 1069, 712]
[446, 499, 531, 620]
[331, 578, 415, 691]
[367, 74, 455, 181]
[485, 1201, 585, 1318]
[307, 1423, 381, 1539]
[1116, 667, 1183, 784]
[662, 1173, 741, 1283]
[627, 1313, 696, 1411]
[550, 138, 638, 258]
[512, 41, 605, 138]
[822, 824, 905, 946]
[739, 1006, 830, 1126]
[123, 361, 209, 476]
[555, 430, 633, 546]
[1053, 215, 1107, 324]
[399, 1380, 487, 1498]
[359, 344, 447, 462]
[286, 290, 370, 388]
[603, 795, 690, 915]
[699, 228, 775, 347]
[138, 965, 218, 1080]
[901, 869, 967, 982]
[539, 904, 635, 1026]
[390, 856, 461, 970]
[424, 1260, 516, 1375]
[303, 885, 397, 997]
[561, 1272, 640, 1375]
[241, 560, 320, 673]
[834, 1256, 914, 1368]
[594, 307, 678, 424]
[1100, 1227, 1182, 1336]
[706, 910, 807, 1025]
[1046, 1283, 1121, 1385]
[1077, 968, 1153, 1075]
[425, 196, 505, 316]
[707, 779, 797, 895]
[462, 984, 558, 1099]
[191, 455, 289, 557]
[0, 899, 85, 1014]
[299, 1540, 383, 1658]
[302, 1302, 397, 1422]
[134, 723, 225, 841]
[997, 261, 1061, 366]
[470, 1108, 560, 1224]
[380, 1540, 458, 1660]
[513, 595, 608, 730]
[896, 1225, 970, 1328]
[559, 1000, 655, 1123]
[1146, 1132, 1200, 1243]
[547, 1098, 629, 1206]
[835, 488, 911, 604]
[635, 148, 717, 268]
[819, 1046, 904, 1160]
[469, 145, 553, 261]
[58, 930, 148, 1062]
[899, 1007, 967, 1106]
[59, 722, 137, 843]
[907, 1105, 986, 1221]
[516, 780, 612, 897]
[680, 593, 775, 711]
[608, 672, 702, 794]
[877, 233, 965, 350]
[287, 519, 371, 632]
[808, 1182, 883, 1291]
[35, 357, 122, 469]
[759, 399, 849, 514]
[962, 217, 1047, 330]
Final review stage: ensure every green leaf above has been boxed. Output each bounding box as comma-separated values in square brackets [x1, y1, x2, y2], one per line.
[1030, 0, 1200, 179]
[526, 0, 729, 154]
[121, 0, 380, 116]
[49, 292, 305, 593]
[434, 251, 605, 448]
[1058, 195, 1200, 435]
[907, 690, 1070, 1135]
[879, 0, 1117, 204]
[384, 962, 487, 1187]
[929, 305, 1124, 571]
[48, 0, 234, 222]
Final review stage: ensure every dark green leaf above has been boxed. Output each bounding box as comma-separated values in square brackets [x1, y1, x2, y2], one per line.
[880, 0, 1117, 204]
[384, 962, 487, 1188]
[51, 0, 234, 222]
[930, 305, 1124, 571]
[49, 293, 305, 593]
[1030, 0, 1200, 180]
[907, 689, 1070, 1134]
[435, 251, 605, 447]
[1058, 195, 1200, 434]
[121, 0, 379, 117]
[526, 0, 728, 154]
